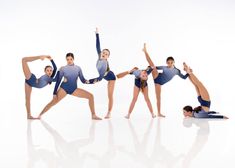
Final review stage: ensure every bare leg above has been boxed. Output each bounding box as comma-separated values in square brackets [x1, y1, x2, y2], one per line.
[25, 83, 36, 119]
[155, 84, 165, 117]
[125, 86, 140, 119]
[38, 88, 67, 119]
[22, 56, 45, 79]
[116, 71, 129, 79]
[142, 43, 159, 79]
[105, 80, 115, 119]
[184, 63, 210, 101]
[142, 86, 156, 118]
[72, 88, 102, 120]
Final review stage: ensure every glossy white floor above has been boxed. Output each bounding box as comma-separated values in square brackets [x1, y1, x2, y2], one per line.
[0, 109, 234, 168]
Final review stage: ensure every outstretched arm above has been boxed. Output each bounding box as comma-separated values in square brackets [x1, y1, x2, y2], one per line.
[177, 68, 189, 79]
[95, 28, 101, 56]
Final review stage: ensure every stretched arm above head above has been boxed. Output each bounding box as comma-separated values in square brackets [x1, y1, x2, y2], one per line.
[53, 68, 64, 95]
[22, 55, 50, 62]
[95, 28, 102, 56]
[48, 57, 57, 78]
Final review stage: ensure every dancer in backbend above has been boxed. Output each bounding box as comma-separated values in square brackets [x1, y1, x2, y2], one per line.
[22, 55, 57, 119]
[37, 53, 102, 120]
[87, 28, 116, 119]
[143, 43, 189, 117]
[183, 63, 228, 119]
[117, 66, 156, 119]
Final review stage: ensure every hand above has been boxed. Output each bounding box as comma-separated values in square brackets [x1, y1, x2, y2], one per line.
[142, 43, 147, 52]
[46, 55, 52, 60]
[95, 27, 99, 34]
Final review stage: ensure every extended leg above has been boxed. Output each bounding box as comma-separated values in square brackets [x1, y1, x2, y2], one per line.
[38, 88, 67, 119]
[105, 80, 115, 119]
[142, 86, 156, 118]
[155, 84, 165, 117]
[125, 86, 140, 119]
[72, 88, 102, 120]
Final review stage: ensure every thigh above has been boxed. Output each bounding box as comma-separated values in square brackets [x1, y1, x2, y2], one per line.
[72, 88, 92, 99]
[22, 59, 32, 80]
[132, 86, 140, 99]
[151, 67, 159, 80]
[142, 86, 149, 98]
[56, 88, 67, 102]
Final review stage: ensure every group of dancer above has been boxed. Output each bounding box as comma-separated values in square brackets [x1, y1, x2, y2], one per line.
[22, 28, 228, 120]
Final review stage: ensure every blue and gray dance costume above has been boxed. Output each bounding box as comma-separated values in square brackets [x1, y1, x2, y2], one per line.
[130, 66, 153, 89]
[25, 60, 57, 88]
[88, 33, 116, 83]
[193, 96, 224, 118]
[53, 64, 94, 95]
[154, 66, 189, 85]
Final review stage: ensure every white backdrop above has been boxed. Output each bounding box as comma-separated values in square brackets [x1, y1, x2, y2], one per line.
[0, 0, 235, 120]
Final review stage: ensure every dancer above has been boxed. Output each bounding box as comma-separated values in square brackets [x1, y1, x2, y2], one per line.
[88, 28, 116, 119]
[183, 63, 228, 119]
[38, 53, 102, 120]
[143, 43, 189, 117]
[117, 66, 156, 119]
[22, 55, 57, 119]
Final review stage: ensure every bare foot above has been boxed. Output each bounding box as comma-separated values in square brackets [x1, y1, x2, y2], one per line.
[158, 113, 165, 118]
[92, 114, 102, 120]
[27, 115, 40, 120]
[104, 112, 111, 119]
[152, 113, 157, 118]
[125, 114, 130, 119]
[224, 116, 229, 119]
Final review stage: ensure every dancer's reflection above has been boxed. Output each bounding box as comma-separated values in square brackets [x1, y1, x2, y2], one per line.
[182, 118, 210, 168]
[40, 120, 97, 168]
[27, 121, 57, 168]
[85, 120, 119, 168]
[120, 119, 182, 168]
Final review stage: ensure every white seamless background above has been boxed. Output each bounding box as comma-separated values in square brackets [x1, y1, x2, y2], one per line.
[0, 0, 234, 122]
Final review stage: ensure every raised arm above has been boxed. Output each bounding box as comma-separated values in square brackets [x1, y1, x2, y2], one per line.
[95, 28, 101, 56]
[49, 58, 57, 78]
[53, 68, 64, 95]
[176, 68, 189, 79]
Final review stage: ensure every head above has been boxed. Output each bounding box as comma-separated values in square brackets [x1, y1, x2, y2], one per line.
[100, 49, 110, 60]
[166, 56, 175, 68]
[183, 105, 193, 117]
[66, 53, 74, 65]
[140, 70, 148, 81]
[44, 66, 53, 76]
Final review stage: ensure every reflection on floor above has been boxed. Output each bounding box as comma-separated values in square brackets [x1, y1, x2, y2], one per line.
[1, 116, 234, 168]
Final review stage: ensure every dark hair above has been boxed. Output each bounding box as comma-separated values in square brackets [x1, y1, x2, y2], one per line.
[183, 106, 193, 112]
[166, 56, 174, 62]
[102, 49, 110, 55]
[193, 106, 202, 112]
[140, 79, 147, 92]
[44, 65, 52, 71]
[66, 53, 74, 59]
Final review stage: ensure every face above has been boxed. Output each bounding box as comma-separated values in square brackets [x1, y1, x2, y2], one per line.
[100, 50, 110, 60]
[66, 56, 74, 65]
[45, 67, 53, 76]
[183, 110, 193, 117]
[140, 71, 148, 80]
[167, 60, 174, 68]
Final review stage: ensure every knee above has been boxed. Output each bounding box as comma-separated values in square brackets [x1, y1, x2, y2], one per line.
[132, 97, 138, 102]
[22, 57, 27, 63]
[88, 93, 94, 100]
[144, 97, 150, 102]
